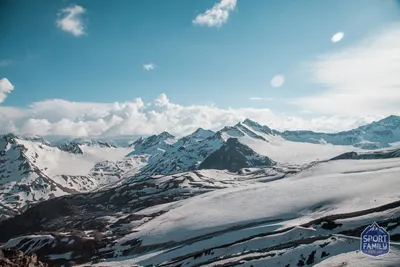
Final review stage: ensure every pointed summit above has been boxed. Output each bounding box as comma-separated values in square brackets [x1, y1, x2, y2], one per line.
[242, 118, 262, 128]
[191, 128, 215, 138]
[158, 131, 175, 139]
[242, 119, 273, 135]
[134, 136, 145, 143]
[378, 115, 400, 125]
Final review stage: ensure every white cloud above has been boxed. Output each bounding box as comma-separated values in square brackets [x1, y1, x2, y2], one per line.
[56, 5, 86, 37]
[143, 63, 155, 71]
[0, 60, 12, 67]
[193, 0, 237, 28]
[0, 78, 14, 103]
[249, 97, 273, 101]
[0, 93, 383, 137]
[331, 32, 344, 43]
[271, 75, 285, 88]
[295, 25, 400, 116]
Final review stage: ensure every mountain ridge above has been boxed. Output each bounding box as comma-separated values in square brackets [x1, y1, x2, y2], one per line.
[1, 116, 400, 266]
[2, 115, 400, 220]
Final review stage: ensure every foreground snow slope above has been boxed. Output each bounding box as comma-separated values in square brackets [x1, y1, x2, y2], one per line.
[121, 158, 400, 247]
[63, 158, 400, 267]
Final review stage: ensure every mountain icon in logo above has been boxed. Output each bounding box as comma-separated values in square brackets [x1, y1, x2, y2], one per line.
[361, 222, 390, 257]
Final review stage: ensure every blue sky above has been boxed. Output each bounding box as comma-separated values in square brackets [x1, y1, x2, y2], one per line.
[1, 0, 400, 137]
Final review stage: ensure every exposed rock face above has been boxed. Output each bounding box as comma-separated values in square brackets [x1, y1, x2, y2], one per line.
[57, 142, 84, 155]
[331, 148, 400, 160]
[199, 138, 275, 172]
[0, 249, 48, 267]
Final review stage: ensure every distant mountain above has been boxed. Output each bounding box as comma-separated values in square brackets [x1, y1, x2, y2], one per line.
[46, 135, 143, 148]
[126, 129, 224, 181]
[56, 139, 117, 155]
[282, 115, 400, 149]
[2, 115, 400, 220]
[0, 134, 137, 220]
[126, 131, 176, 156]
[125, 118, 352, 181]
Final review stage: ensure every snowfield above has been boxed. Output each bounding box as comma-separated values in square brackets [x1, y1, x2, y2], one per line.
[16, 139, 132, 177]
[115, 158, 400, 250]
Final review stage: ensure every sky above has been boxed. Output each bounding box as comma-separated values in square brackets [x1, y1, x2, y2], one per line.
[1, 0, 400, 137]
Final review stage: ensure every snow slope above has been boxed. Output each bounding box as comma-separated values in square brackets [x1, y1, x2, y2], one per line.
[120, 159, 400, 247]
[104, 159, 400, 267]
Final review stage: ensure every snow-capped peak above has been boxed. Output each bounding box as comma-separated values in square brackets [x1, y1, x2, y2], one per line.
[377, 115, 400, 125]
[242, 118, 273, 135]
[70, 138, 117, 148]
[189, 128, 215, 139]
[242, 118, 262, 128]
[158, 131, 175, 139]
[127, 131, 176, 156]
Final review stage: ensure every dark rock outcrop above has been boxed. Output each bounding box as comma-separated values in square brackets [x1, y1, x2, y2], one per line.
[198, 138, 275, 172]
[0, 249, 48, 267]
[331, 149, 400, 160]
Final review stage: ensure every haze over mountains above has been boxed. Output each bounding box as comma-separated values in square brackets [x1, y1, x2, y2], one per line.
[0, 115, 400, 266]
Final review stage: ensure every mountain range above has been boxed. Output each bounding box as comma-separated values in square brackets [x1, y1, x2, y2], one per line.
[1, 115, 400, 266]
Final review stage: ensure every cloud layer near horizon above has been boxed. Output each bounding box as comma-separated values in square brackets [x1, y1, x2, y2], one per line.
[0, 93, 381, 138]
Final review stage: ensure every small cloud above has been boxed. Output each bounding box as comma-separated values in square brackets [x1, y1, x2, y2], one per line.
[300, 110, 313, 114]
[249, 97, 273, 101]
[56, 4, 86, 37]
[0, 78, 14, 103]
[143, 63, 156, 71]
[0, 60, 13, 67]
[331, 32, 344, 43]
[154, 93, 170, 106]
[271, 75, 285, 88]
[193, 0, 237, 28]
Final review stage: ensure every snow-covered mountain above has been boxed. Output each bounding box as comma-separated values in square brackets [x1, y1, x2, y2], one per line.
[126, 119, 358, 181]
[126, 131, 176, 156]
[1, 116, 400, 266]
[282, 115, 400, 149]
[56, 138, 118, 155]
[2, 116, 398, 219]
[0, 134, 135, 220]
[47, 135, 143, 148]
